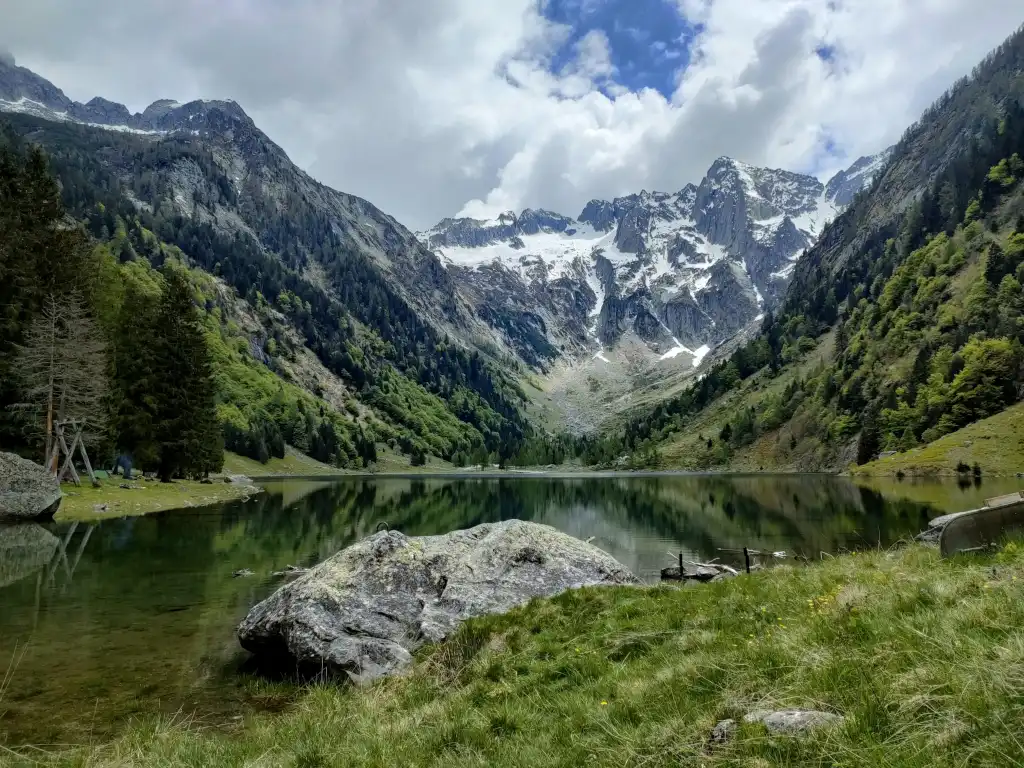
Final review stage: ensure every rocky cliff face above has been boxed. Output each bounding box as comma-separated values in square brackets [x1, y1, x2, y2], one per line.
[420, 151, 891, 370]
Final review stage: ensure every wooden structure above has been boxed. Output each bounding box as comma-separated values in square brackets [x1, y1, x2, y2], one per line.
[45, 419, 98, 487]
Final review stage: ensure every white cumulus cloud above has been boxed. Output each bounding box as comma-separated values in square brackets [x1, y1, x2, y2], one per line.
[0, 0, 1020, 229]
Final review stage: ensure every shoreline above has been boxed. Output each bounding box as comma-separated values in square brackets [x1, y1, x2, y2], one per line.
[55, 476, 263, 522]
[252, 468, 842, 481]
[52, 467, 1024, 524]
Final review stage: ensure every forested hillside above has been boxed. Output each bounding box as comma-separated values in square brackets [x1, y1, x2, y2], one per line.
[0, 97, 544, 475]
[0, 116, 530, 471]
[540, 24, 1024, 473]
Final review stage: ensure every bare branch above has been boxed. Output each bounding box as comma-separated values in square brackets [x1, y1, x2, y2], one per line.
[9, 290, 109, 450]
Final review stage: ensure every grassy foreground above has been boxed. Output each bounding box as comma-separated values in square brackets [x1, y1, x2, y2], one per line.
[8, 543, 1024, 767]
[853, 403, 1024, 478]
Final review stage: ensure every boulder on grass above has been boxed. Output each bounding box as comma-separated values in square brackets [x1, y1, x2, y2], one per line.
[238, 520, 640, 683]
[0, 452, 61, 522]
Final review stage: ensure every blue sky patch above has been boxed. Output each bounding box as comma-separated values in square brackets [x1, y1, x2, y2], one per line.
[541, 0, 699, 97]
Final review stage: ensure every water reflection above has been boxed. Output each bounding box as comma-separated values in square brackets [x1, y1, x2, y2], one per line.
[0, 474, 1013, 747]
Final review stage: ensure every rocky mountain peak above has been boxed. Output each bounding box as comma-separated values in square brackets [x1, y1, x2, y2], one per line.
[423, 150, 888, 371]
[0, 55, 73, 113]
[824, 147, 894, 206]
[517, 208, 575, 235]
[0, 60, 261, 142]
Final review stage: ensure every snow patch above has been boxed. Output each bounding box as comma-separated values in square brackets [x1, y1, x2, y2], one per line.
[0, 97, 166, 135]
[659, 343, 692, 361]
[691, 344, 711, 368]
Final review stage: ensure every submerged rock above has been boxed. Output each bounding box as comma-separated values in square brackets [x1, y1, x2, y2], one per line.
[0, 452, 61, 522]
[238, 520, 640, 683]
[0, 524, 59, 588]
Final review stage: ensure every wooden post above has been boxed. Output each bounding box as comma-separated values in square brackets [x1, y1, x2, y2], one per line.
[56, 424, 81, 485]
[52, 420, 97, 487]
[678, 552, 683, 574]
[743, 547, 751, 574]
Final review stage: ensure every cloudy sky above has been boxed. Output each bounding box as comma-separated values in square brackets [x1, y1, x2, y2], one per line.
[1, 0, 1021, 229]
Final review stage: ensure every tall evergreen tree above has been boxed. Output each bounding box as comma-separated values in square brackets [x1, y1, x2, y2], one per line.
[111, 283, 161, 468]
[150, 268, 222, 481]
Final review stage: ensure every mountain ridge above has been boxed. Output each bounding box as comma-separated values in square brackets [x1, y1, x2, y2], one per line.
[419, 150, 892, 372]
[0, 57, 534, 467]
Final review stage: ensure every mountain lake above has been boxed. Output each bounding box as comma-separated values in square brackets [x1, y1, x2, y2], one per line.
[2, 473, 1022, 747]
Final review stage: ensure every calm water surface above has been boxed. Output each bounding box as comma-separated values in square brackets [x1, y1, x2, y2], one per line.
[1, 474, 1021, 746]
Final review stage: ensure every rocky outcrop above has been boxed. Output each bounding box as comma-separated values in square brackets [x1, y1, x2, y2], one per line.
[614, 205, 650, 254]
[578, 199, 617, 232]
[0, 524, 59, 589]
[0, 452, 61, 522]
[238, 520, 639, 683]
[517, 209, 575, 236]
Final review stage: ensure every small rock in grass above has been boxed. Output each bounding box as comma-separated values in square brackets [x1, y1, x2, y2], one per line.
[743, 709, 842, 734]
[708, 718, 737, 746]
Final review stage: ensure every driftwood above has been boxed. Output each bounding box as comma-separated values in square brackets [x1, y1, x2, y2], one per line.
[717, 548, 787, 558]
[661, 553, 740, 583]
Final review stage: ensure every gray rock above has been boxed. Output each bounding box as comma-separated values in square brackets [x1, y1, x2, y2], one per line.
[238, 520, 640, 683]
[743, 709, 843, 735]
[709, 718, 737, 746]
[0, 452, 62, 522]
[614, 206, 650, 254]
[578, 199, 618, 232]
[824, 148, 893, 206]
[0, 524, 59, 588]
[517, 209, 574, 236]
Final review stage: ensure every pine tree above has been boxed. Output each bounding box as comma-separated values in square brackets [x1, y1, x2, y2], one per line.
[151, 268, 222, 481]
[111, 283, 162, 469]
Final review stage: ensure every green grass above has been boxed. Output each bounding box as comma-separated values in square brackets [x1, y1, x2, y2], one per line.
[56, 475, 258, 521]
[854, 402, 1024, 478]
[221, 447, 339, 477]
[9, 543, 1024, 767]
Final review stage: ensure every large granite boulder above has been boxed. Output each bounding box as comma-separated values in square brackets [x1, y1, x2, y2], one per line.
[0, 524, 59, 589]
[0, 452, 61, 522]
[238, 520, 640, 683]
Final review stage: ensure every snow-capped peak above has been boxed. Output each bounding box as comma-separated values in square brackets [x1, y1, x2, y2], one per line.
[420, 150, 886, 370]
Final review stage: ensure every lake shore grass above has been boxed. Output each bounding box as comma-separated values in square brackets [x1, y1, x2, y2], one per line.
[55, 475, 260, 522]
[8, 541, 1023, 767]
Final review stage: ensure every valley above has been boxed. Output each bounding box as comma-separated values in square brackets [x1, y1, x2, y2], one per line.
[2, 26, 1024, 480]
[3, 11, 1024, 768]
